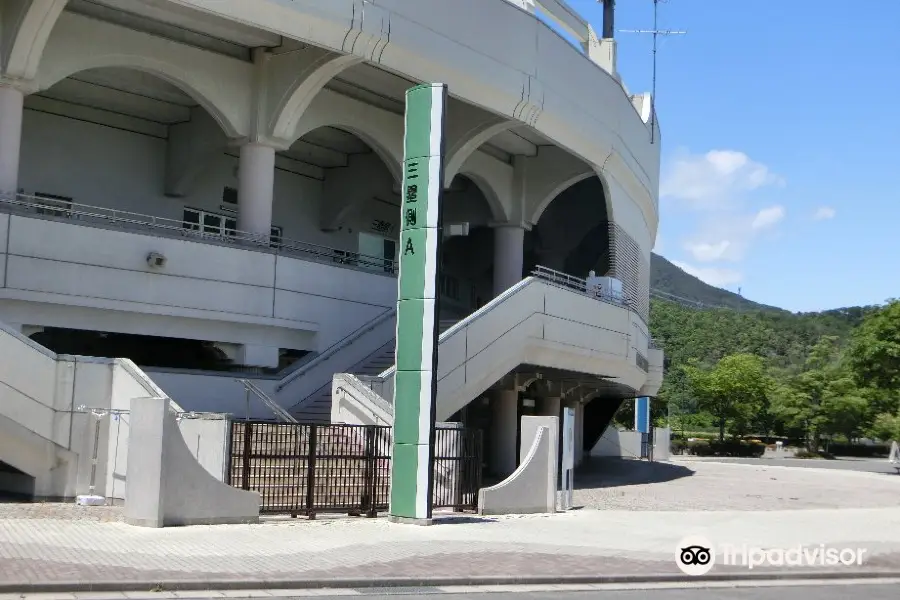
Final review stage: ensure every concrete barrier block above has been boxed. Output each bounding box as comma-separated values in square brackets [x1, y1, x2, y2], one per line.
[125, 396, 259, 527]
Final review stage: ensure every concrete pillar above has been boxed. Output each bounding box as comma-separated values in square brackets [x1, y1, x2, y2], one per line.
[574, 402, 585, 467]
[492, 225, 525, 296]
[238, 344, 279, 369]
[237, 143, 276, 239]
[0, 85, 25, 197]
[539, 397, 561, 419]
[490, 389, 519, 477]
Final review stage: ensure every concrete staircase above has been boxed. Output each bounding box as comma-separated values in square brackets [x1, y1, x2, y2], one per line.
[291, 320, 459, 423]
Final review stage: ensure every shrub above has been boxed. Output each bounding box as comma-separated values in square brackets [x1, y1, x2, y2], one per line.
[825, 443, 889, 458]
[670, 438, 688, 454]
[684, 440, 765, 458]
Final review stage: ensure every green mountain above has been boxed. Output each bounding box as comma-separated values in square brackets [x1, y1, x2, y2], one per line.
[649, 253, 781, 312]
[647, 253, 876, 370]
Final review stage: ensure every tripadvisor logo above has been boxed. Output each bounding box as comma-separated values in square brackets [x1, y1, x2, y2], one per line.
[675, 536, 867, 575]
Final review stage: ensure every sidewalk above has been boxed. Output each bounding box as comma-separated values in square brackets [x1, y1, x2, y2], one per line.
[4, 504, 900, 591]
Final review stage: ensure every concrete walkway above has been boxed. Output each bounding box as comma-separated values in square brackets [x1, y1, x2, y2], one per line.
[3, 505, 900, 590]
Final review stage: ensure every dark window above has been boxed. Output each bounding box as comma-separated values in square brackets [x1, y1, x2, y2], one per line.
[222, 186, 238, 205]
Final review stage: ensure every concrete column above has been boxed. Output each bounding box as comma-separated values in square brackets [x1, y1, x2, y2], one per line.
[0, 85, 25, 197]
[492, 225, 525, 296]
[237, 143, 276, 239]
[574, 402, 585, 467]
[490, 389, 519, 478]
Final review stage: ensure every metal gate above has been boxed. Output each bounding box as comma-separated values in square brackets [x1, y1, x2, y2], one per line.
[640, 428, 655, 460]
[227, 421, 482, 517]
[432, 427, 483, 511]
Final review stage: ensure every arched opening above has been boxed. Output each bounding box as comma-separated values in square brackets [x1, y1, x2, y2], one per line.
[439, 175, 498, 317]
[19, 66, 230, 220]
[525, 176, 612, 278]
[282, 125, 400, 270]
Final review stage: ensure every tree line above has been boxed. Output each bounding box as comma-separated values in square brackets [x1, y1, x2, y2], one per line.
[647, 297, 900, 453]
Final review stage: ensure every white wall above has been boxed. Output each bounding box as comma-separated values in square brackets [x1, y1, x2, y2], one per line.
[0, 210, 398, 351]
[0, 319, 230, 500]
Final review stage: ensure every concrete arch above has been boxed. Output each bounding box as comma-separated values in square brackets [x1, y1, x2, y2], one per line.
[529, 169, 613, 226]
[36, 12, 251, 138]
[2, 0, 67, 81]
[292, 90, 403, 182]
[456, 170, 507, 223]
[37, 56, 241, 138]
[443, 120, 516, 187]
[269, 52, 363, 142]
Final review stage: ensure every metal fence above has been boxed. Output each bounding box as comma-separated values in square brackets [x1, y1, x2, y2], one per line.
[432, 426, 483, 511]
[227, 421, 482, 517]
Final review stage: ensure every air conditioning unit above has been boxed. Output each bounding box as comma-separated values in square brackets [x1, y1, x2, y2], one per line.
[147, 252, 167, 268]
[586, 273, 624, 302]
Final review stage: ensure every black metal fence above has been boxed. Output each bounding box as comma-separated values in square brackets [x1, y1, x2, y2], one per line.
[227, 421, 482, 517]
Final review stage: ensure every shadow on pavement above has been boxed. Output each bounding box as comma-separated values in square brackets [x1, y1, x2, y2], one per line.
[574, 457, 695, 489]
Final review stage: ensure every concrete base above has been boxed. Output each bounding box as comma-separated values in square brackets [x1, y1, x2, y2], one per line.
[388, 515, 434, 526]
[124, 396, 259, 527]
[75, 495, 106, 506]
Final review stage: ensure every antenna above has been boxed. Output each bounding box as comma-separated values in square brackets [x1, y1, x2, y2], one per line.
[617, 0, 686, 143]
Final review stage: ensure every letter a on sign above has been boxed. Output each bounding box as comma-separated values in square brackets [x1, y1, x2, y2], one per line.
[389, 83, 447, 523]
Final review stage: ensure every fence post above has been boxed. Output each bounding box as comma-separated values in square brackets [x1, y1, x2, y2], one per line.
[363, 425, 377, 518]
[306, 425, 317, 520]
[241, 422, 253, 490]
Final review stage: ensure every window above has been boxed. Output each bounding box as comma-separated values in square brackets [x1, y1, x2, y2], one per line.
[222, 186, 238, 205]
[34, 192, 73, 218]
[183, 207, 281, 247]
[182, 207, 228, 237]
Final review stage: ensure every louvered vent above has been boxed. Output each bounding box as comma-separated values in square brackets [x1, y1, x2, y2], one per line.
[608, 223, 650, 323]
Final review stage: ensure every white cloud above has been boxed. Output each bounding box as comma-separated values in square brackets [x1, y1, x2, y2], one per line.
[672, 260, 743, 288]
[661, 149, 785, 210]
[681, 205, 786, 263]
[813, 206, 836, 221]
[751, 205, 786, 230]
[684, 240, 732, 262]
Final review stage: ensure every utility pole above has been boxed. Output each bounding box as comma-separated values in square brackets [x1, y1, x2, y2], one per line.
[617, 0, 686, 143]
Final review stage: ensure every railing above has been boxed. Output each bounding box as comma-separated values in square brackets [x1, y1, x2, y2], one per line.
[275, 308, 396, 393]
[227, 421, 482, 516]
[531, 265, 631, 307]
[1, 193, 398, 274]
[235, 379, 297, 423]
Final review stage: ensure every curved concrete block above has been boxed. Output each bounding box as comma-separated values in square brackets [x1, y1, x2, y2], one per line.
[478, 421, 556, 515]
[125, 396, 259, 527]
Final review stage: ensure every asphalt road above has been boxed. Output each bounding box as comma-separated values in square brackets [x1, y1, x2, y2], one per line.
[682, 456, 900, 475]
[173, 581, 900, 599]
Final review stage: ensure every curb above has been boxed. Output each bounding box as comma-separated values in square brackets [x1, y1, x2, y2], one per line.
[3, 570, 900, 594]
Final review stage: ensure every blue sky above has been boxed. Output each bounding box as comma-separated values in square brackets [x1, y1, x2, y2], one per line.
[559, 0, 900, 312]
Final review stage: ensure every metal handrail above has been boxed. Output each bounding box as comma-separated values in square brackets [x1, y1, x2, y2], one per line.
[1, 193, 398, 274]
[236, 378, 297, 423]
[275, 308, 396, 393]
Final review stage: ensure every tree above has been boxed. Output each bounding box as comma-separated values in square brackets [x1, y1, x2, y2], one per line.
[848, 299, 900, 390]
[682, 354, 770, 442]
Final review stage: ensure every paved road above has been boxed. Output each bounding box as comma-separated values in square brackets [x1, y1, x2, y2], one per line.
[677, 457, 900, 475]
[45, 580, 900, 599]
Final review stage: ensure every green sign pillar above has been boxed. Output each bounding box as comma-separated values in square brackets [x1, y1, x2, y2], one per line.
[389, 83, 448, 524]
